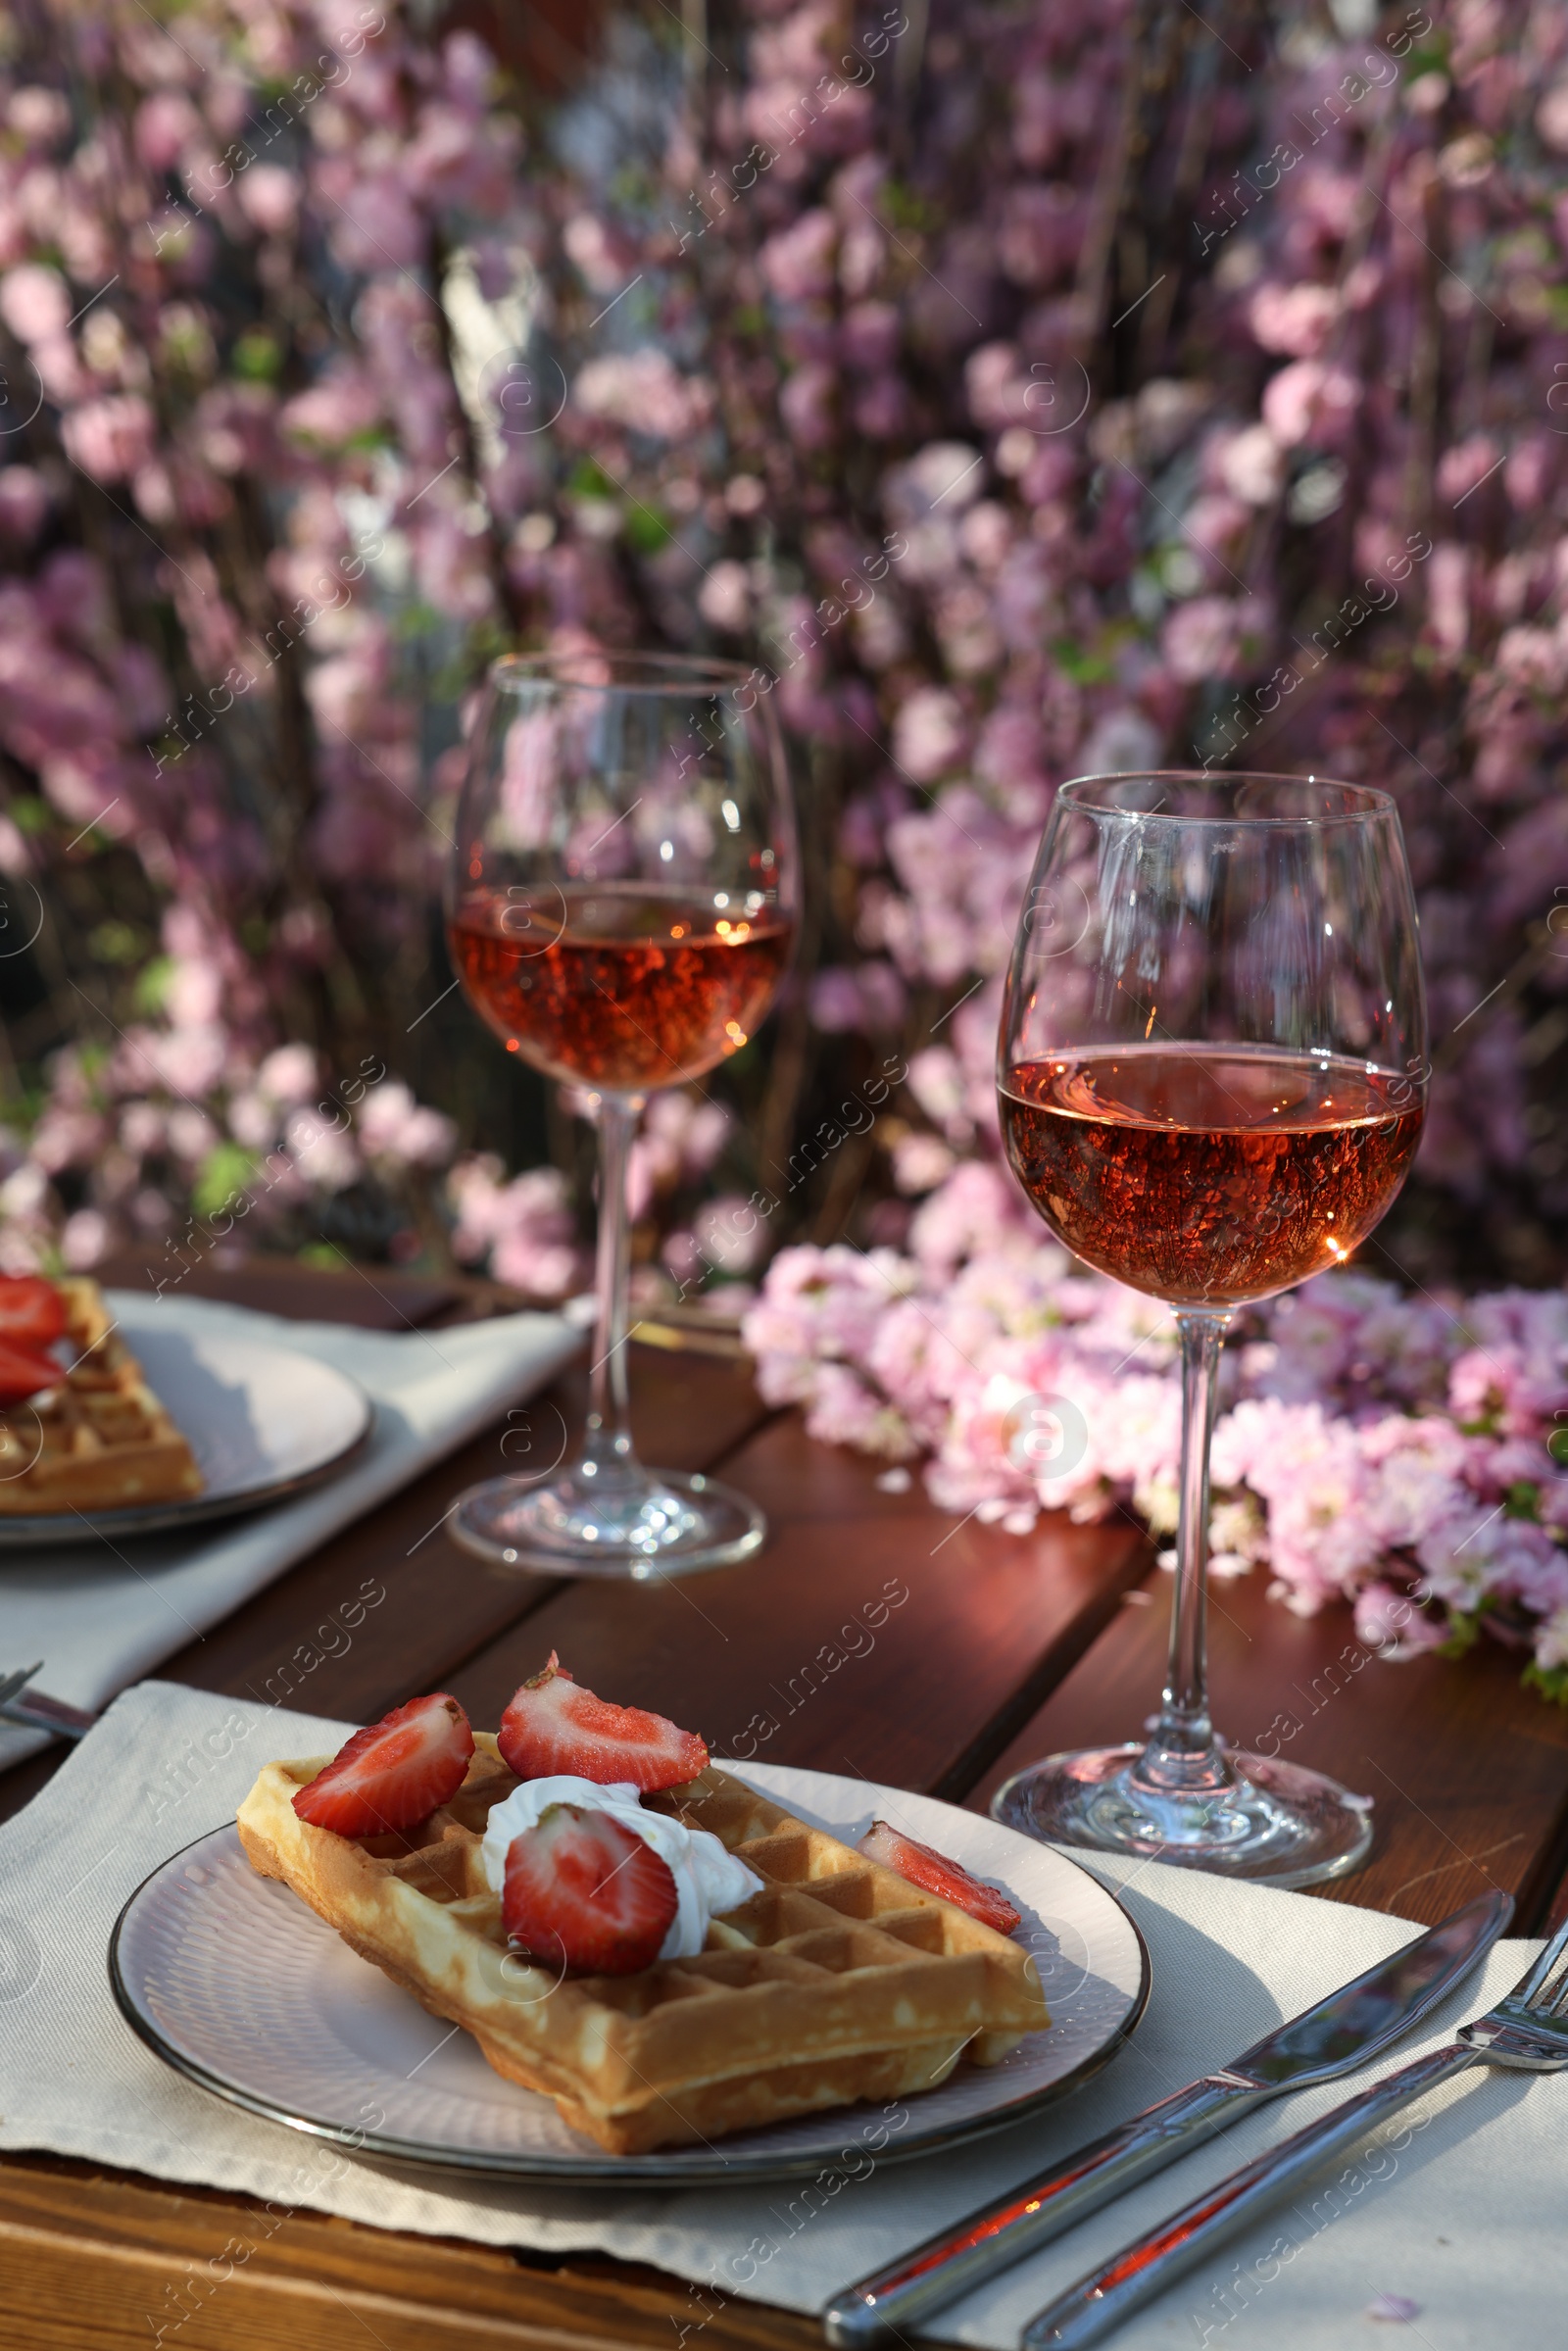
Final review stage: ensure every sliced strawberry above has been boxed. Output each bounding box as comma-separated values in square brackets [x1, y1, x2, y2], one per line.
[0, 1336, 64, 1403]
[292, 1693, 475, 1837]
[858, 1819, 1022, 1935]
[502, 1803, 678, 1976]
[497, 1652, 708, 1791]
[0, 1276, 66, 1348]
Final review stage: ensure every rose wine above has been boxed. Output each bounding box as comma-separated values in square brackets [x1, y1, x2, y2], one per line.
[449, 884, 792, 1091]
[1001, 1045, 1423, 1306]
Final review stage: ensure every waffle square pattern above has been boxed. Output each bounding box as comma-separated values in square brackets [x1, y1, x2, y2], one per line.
[0, 1278, 203, 1513]
[237, 1739, 1050, 2155]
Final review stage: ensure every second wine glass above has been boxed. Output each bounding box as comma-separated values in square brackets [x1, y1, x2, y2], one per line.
[445, 652, 797, 1578]
[991, 771, 1427, 1886]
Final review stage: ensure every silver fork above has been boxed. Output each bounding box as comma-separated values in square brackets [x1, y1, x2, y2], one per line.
[1023, 1911, 1568, 2349]
[0, 1661, 95, 1739]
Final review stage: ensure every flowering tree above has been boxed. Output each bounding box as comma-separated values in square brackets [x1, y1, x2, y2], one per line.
[515, 0, 1568, 1289]
[0, 0, 559, 1279]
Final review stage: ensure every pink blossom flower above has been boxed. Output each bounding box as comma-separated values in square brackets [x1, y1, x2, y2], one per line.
[1436, 437, 1499, 507]
[1261, 359, 1361, 449]
[1161, 596, 1247, 683]
[283, 1104, 360, 1193]
[0, 467, 49, 544]
[761, 209, 838, 302]
[1248, 280, 1339, 357]
[562, 213, 635, 296]
[60, 1207, 112, 1269]
[236, 165, 300, 237]
[257, 1045, 320, 1104]
[0, 262, 70, 343]
[61, 395, 158, 483]
[1353, 1583, 1449, 1659]
[698, 561, 751, 632]
[893, 687, 966, 782]
[449, 1155, 584, 1299]
[226, 1093, 275, 1152]
[574, 351, 712, 440]
[804, 1361, 916, 1459]
[893, 1133, 956, 1196]
[134, 92, 201, 173]
[696, 1196, 765, 1274]
[279, 368, 383, 451]
[1217, 423, 1286, 506]
[166, 1106, 220, 1163]
[8, 88, 72, 150]
[780, 362, 837, 450]
[357, 1080, 458, 1168]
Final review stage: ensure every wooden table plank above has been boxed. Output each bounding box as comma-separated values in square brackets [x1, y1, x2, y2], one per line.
[449, 1411, 1151, 1800]
[0, 2153, 817, 2351]
[148, 1348, 773, 1721]
[966, 1555, 1568, 1930]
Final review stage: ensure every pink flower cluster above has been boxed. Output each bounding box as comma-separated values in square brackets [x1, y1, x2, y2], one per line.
[1, 1018, 461, 1277]
[0, 0, 538, 1272]
[742, 1164, 1568, 1697]
[448, 1157, 586, 1299]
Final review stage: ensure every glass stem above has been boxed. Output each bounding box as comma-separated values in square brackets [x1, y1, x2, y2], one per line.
[582, 1092, 643, 1494]
[1141, 1307, 1231, 1790]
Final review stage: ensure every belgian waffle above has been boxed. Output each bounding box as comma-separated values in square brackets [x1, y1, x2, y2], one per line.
[0, 1278, 203, 1513]
[236, 1739, 1051, 2156]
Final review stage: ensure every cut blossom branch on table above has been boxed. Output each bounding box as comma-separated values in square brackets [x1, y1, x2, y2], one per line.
[741, 1161, 1568, 1702]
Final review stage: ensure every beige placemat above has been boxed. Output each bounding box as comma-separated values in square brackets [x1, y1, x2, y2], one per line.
[2, 1682, 1562, 2346]
[0, 1291, 576, 1770]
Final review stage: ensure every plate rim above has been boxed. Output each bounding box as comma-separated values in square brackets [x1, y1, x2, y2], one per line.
[0, 1330, 375, 1546]
[107, 1770, 1152, 2186]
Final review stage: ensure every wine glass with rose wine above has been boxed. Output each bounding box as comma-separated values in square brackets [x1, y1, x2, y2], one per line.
[444, 652, 796, 1577]
[992, 772, 1426, 1884]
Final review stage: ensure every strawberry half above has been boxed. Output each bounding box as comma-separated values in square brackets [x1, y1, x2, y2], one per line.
[502, 1803, 678, 1976]
[0, 1336, 64, 1404]
[497, 1652, 708, 1790]
[292, 1693, 475, 1837]
[0, 1276, 65, 1348]
[858, 1819, 1023, 1935]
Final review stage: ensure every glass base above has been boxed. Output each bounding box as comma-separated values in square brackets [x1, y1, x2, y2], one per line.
[446, 1467, 766, 1580]
[991, 1742, 1374, 1889]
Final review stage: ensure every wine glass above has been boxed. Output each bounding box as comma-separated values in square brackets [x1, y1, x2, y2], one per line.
[444, 651, 797, 1578]
[992, 771, 1427, 1885]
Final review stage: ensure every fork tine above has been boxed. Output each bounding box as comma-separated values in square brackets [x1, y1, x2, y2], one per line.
[1508, 1911, 1568, 2011]
[0, 1661, 42, 1708]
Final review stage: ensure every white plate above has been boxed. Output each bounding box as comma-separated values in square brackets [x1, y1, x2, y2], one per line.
[0, 1313, 373, 1545]
[110, 1761, 1150, 2184]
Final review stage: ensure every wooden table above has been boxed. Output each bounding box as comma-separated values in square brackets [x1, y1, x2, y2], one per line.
[5, 1261, 1568, 2350]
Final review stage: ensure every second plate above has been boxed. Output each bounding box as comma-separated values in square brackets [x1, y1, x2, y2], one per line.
[0, 1312, 373, 1545]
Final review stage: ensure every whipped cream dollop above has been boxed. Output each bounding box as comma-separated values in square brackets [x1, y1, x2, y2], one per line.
[480, 1776, 763, 1960]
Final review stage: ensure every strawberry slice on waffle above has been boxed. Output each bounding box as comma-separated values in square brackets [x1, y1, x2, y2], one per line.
[0, 1336, 63, 1403]
[502, 1802, 679, 1975]
[293, 1693, 475, 1836]
[498, 1652, 708, 1790]
[858, 1819, 1023, 1935]
[0, 1275, 66, 1348]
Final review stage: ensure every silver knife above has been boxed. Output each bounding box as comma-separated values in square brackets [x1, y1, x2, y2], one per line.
[821, 1888, 1510, 2346]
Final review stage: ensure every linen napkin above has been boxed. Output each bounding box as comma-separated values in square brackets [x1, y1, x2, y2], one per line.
[1, 1682, 1562, 2350]
[0, 1291, 576, 1770]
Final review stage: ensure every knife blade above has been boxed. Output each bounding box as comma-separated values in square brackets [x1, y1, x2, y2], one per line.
[821, 1887, 1510, 2346]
